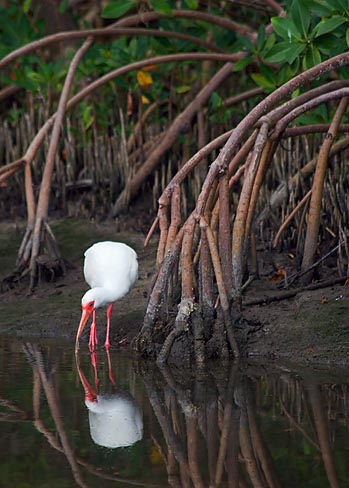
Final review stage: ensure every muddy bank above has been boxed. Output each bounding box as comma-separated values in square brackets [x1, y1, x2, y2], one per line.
[243, 279, 349, 365]
[0, 219, 348, 365]
[0, 219, 155, 345]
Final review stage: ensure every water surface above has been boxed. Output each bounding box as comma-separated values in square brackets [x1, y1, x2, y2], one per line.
[0, 337, 348, 487]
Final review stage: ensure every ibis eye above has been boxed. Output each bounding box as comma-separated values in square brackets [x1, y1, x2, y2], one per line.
[89, 302, 94, 309]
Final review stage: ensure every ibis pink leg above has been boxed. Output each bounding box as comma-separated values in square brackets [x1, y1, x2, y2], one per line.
[75, 352, 97, 403]
[106, 348, 117, 387]
[90, 351, 100, 389]
[105, 303, 113, 348]
[89, 310, 98, 351]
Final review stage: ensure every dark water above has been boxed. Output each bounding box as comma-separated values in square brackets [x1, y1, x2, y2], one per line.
[0, 337, 349, 487]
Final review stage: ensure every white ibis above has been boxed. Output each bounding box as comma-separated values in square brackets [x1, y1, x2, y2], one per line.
[86, 389, 143, 448]
[75, 241, 138, 352]
[76, 350, 143, 449]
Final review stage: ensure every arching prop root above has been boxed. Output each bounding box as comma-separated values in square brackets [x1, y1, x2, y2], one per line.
[1, 220, 67, 291]
[135, 216, 242, 364]
[136, 53, 349, 364]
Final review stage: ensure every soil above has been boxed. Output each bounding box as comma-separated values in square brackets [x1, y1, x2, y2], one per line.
[243, 278, 349, 366]
[0, 218, 156, 346]
[0, 218, 348, 366]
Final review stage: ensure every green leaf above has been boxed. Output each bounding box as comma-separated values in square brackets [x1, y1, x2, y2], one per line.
[313, 34, 345, 56]
[292, 88, 300, 99]
[260, 33, 276, 56]
[26, 71, 44, 83]
[232, 56, 253, 72]
[81, 103, 94, 130]
[59, 0, 69, 14]
[183, 0, 198, 8]
[314, 16, 347, 37]
[251, 73, 275, 90]
[150, 0, 173, 15]
[235, 34, 254, 54]
[346, 26, 349, 47]
[102, 0, 135, 19]
[176, 85, 191, 93]
[303, 441, 312, 455]
[328, 0, 348, 11]
[265, 41, 306, 63]
[271, 17, 302, 41]
[277, 55, 300, 80]
[276, 61, 300, 85]
[210, 91, 222, 109]
[310, 1, 334, 16]
[23, 0, 32, 13]
[257, 26, 266, 52]
[302, 44, 322, 70]
[260, 64, 277, 83]
[129, 37, 138, 59]
[291, 0, 310, 38]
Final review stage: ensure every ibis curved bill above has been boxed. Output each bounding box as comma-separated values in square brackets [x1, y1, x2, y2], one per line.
[75, 241, 138, 352]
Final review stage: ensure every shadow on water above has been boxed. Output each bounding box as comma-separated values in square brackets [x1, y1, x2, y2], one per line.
[0, 337, 348, 487]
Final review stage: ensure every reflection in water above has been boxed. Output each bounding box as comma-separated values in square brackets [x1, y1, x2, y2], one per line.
[0, 337, 349, 487]
[76, 350, 143, 449]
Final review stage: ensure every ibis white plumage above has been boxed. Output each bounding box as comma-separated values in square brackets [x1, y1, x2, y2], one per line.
[86, 391, 143, 448]
[75, 241, 138, 352]
[76, 350, 143, 449]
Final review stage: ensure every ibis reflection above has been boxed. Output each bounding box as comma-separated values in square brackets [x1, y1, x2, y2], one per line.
[76, 349, 143, 449]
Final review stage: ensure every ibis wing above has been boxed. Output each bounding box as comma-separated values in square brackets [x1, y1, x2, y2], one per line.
[84, 242, 138, 298]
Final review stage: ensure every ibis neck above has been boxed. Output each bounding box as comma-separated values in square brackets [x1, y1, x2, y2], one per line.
[90, 287, 116, 308]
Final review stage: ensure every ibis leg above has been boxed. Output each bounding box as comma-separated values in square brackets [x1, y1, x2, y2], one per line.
[89, 310, 97, 351]
[75, 352, 97, 403]
[105, 303, 113, 348]
[106, 348, 117, 387]
[90, 351, 100, 389]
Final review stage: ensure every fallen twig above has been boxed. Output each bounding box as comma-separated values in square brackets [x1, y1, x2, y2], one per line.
[282, 242, 342, 288]
[243, 275, 348, 307]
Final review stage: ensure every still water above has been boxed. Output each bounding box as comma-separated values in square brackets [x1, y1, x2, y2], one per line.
[0, 337, 348, 488]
